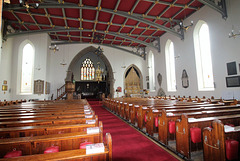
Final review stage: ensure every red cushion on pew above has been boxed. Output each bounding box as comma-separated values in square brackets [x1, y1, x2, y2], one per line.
[190, 127, 201, 143]
[44, 146, 59, 154]
[144, 114, 147, 122]
[4, 149, 22, 158]
[155, 117, 158, 127]
[226, 139, 239, 160]
[80, 142, 93, 149]
[169, 121, 175, 134]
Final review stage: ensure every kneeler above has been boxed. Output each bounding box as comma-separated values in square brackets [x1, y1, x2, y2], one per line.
[4, 149, 22, 158]
[44, 146, 59, 154]
[190, 127, 201, 143]
[169, 121, 176, 134]
[225, 139, 239, 160]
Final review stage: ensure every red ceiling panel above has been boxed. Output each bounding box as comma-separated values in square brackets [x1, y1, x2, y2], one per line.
[82, 0, 98, 7]
[15, 13, 34, 23]
[133, 1, 152, 14]
[153, 30, 165, 36]
[118, 0, 137, 12]
[131, 28, 144, 35]
[82, 9, 96, 20]
[101, 0, 118, 10]
[65, 8, 79, 18]
[108, 25, 121, 32]
[82, 22, 94, 29]
[2, 11, 17, 21]
[67, 20, 80, 28]
[47, 8, 63, 17]
[115, 37, 124, 40]
[96, 23, 108, 31]
[162, 6, 182, 18]
[98, 12, 112, 22]
[142, 30, 155, 35]
[112, 15, 126, 24]
[51, 17, 65, 27]
[105, 35, 115, 39]
[148, 4, 168, 16]
[125, 19, 138, 26]
[70, 32, 80, 36]
[82, 32, 92, 37]
[34, 15, 50, 25]
[120, 27, 133, 33]
[29, 8, 45, 14]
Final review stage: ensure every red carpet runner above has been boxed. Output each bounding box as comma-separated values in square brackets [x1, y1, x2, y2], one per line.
[88, 101, 179, 161]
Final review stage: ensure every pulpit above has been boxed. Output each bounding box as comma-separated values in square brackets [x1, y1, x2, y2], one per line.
[65, 82, 75, 100]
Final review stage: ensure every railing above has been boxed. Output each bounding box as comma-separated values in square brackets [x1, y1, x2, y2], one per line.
[57, 84, 66, 100]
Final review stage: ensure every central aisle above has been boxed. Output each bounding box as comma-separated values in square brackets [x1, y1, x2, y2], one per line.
[89, 101, 180, 161]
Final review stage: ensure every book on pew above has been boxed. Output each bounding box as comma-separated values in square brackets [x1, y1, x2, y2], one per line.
[86, 143, 104, 155]
[224, 125, 235, 132]
[85, 115, 93, 118]
[234, 126, 240, 131]
[87, 127, 100, 134]
[84, 109, 92, 115]
[84, 105, 90, 109]
[86, 120, 96, 124]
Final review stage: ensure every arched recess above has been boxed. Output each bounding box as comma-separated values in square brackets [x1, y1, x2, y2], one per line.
[67, 46, 114, 98]
[124, 64, 143, 97]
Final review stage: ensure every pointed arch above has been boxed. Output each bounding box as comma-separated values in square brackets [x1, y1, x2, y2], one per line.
[124, 64, 143, 97]
[67, 46, 114, 97]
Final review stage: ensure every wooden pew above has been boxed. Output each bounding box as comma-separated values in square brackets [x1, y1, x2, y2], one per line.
[0, 121, 104, 158]
[203, 120, 240, 161]
[0, 116, 98, 128]
[176, 113, 240, 159]
[0, 133, 112, 161]
[0, 122, 98, 138]
[158, 107, 240, 146]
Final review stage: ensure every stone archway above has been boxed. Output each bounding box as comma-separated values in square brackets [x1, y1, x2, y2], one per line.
[123, 64, 143, 97]
[67, 46, 114, 98]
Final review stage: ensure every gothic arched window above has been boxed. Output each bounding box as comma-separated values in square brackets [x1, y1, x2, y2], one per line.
[81, 58, 95, 80]
[193, 20, 214, 91]
[21, 43, 35, 93]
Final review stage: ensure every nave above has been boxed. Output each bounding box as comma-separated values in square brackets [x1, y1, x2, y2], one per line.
[88, 99, 181, 161]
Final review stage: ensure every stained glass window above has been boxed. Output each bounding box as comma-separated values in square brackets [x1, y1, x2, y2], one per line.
[80, 58, 95, 80]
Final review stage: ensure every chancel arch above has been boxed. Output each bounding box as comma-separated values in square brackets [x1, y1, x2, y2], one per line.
[124, 64, 143, 97]
[67, 46, 114, 98]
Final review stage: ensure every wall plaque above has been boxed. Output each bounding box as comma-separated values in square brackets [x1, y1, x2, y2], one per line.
[34, 80, 44, 94]
[226, 76, 240, 87]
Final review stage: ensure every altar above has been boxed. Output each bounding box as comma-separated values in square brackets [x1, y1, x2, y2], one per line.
[75, 81, 108, 98]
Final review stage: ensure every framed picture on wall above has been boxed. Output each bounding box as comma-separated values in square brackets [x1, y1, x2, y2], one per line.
[227, 61, 237, 75]
[226, 76, 240, 87]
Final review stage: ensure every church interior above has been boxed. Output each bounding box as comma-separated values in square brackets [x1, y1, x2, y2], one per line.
[0, 0, 240, 161]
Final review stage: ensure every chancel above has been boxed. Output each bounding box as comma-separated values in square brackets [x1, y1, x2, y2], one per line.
[0, 0, 240, 161]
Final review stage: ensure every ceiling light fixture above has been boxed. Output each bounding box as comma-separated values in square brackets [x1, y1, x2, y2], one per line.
[19, 0, 39, 9]
[229, 26, 240, 38]
[49, 44, 59, 53]
[179, 21, 193, 31]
